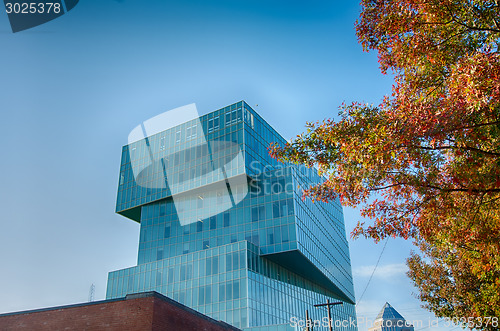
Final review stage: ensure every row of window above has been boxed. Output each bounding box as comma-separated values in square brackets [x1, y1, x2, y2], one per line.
[198, 280, 243, 305]
[124, 117, 242, 167]
[163, 211, 231, 239]
[111, 273, 246, 308]
[138, 180, 293, 226]
[207, 107, 244, 133]
[249, 198, 293, 222]
[160, 215, 292, 241]
[118, 164, 245, 206]
[124, 251, 247, 287]
[138, 226, 296, 264]
[292, 193, 354, 297]
[141, 197, 294, 243]
[248, 273, 357, 331]
[160, 123, 199, 150]
[123, 141, 243, 185]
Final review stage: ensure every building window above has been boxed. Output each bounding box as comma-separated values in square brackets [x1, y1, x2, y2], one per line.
[233, 280, 240, 299]
[186, 124, 197, 140]
[128, 275, 134, 291]
[205, 286, 211, 304]
[268, 233, 274, 245]
[219, 283, 225, 301]
[281, 225, 289, 243]
[180, 263, 193, 280]
[210, 216, 216, 230]
[226, 110, 233, 126]
[203, 240, 209, 249]
[175, 130, 181, 143]
[273, 199, 294, 218]
[223, 213, 230, 227]
[198, 287, 205, 305]
[225, 282, 233, 300]
[201, 164, 208, 177]
[168, 267, 174, 284]
[226, 252, 240, 272]
[206, 256, 219, 276]
[245, 232, 259, 246]
[208, 117, 219, 133]
[156, 248, 163, 260]
[160, 136, 166, 151]
[251, 205, 265, 222]
[164, 225, 171, 238]
[208, 118, 213, 133]
[244, 109, 254, 129]
[180, 265, 187, 280]
[226, 253, 233, 272]
[273, 201, 280, 218]
[197, 221, 203, 232]
[225, 109, 241, 126]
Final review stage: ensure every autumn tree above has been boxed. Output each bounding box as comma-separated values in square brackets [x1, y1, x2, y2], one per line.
[271, 0, 500, 326]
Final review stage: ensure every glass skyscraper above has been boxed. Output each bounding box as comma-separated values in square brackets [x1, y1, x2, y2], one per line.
[106, 101, 357, 330]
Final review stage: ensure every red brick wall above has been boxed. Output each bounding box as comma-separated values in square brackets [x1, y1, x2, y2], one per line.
[151, 297, 237, 331]
[0, 293, 240, 331]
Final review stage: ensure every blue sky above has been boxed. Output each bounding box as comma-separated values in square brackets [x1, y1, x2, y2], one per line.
[0, 1, 456, 330]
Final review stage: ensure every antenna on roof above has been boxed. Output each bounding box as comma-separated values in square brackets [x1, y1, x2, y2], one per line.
[88, 283, 95, 302]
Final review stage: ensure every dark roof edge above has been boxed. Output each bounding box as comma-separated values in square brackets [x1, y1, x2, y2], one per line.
[0, 297, 124, 318]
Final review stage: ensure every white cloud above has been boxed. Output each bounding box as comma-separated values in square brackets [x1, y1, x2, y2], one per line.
[353, 263, 407, 279]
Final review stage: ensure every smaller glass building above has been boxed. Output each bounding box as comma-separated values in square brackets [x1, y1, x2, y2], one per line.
[369, 303, 414, 331]
[107, 101, 357, 330]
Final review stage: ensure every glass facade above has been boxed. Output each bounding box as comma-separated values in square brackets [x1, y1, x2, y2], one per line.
[107, 101, 357, 330]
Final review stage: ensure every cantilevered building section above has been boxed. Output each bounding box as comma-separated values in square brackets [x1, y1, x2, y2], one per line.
[106, 101, 357, 330]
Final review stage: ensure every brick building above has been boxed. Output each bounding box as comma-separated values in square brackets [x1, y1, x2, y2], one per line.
[0, 291, 240, 331]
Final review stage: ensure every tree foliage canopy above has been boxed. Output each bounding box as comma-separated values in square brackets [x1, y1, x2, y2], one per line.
[271, 0, 500, 325]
